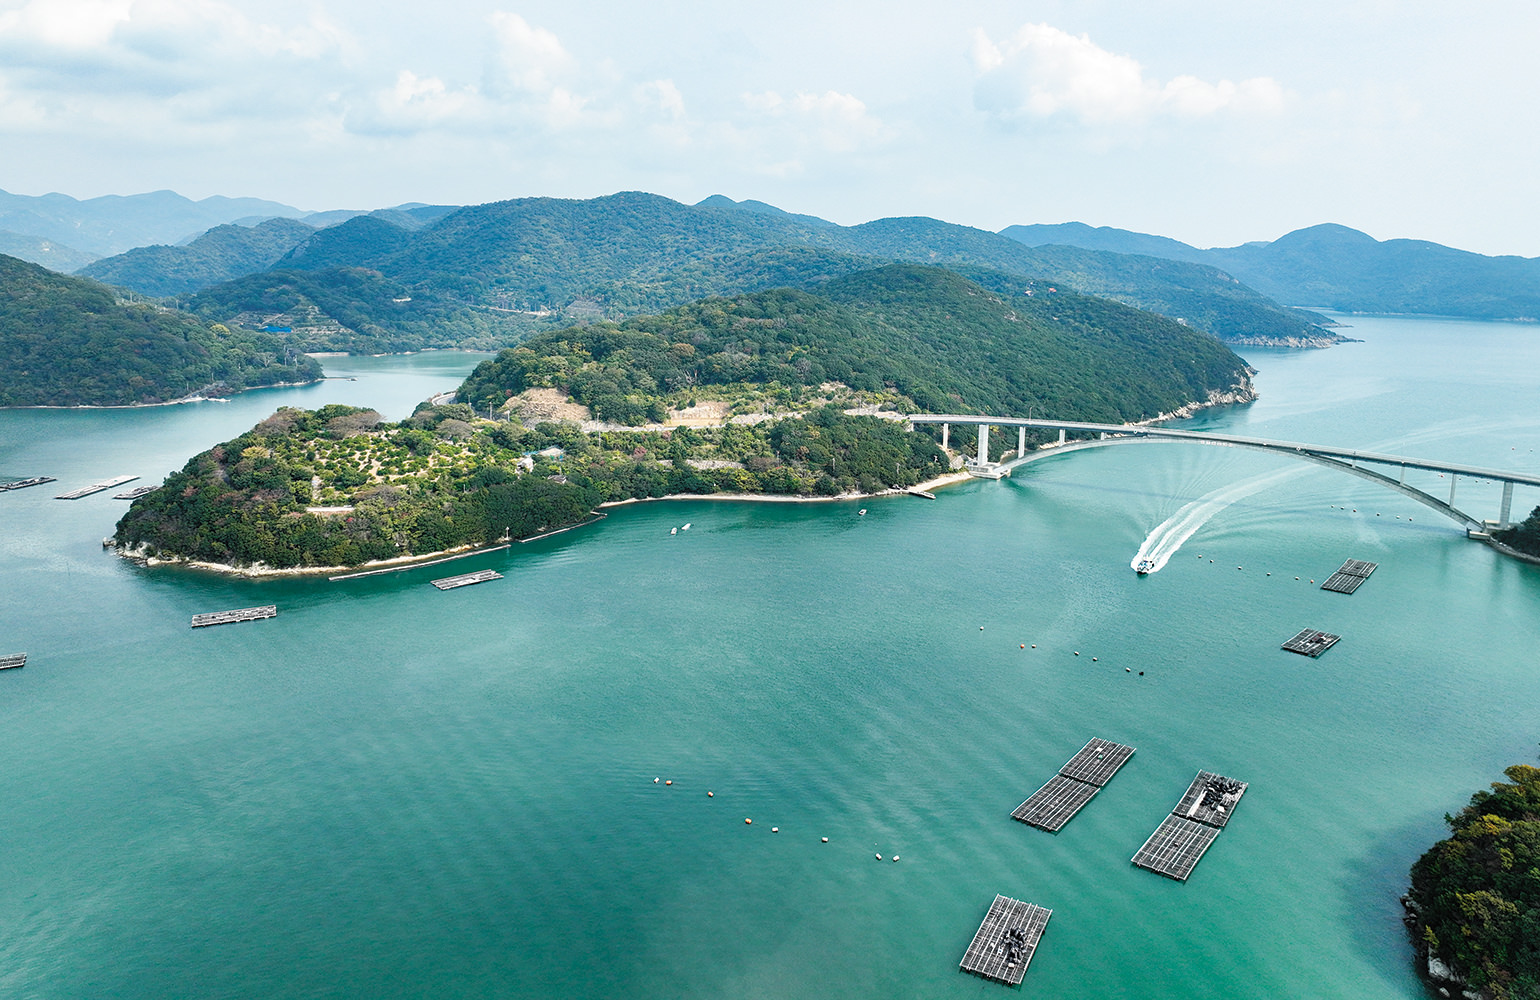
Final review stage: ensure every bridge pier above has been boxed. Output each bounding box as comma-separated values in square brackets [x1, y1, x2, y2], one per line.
[1501, 481, 1514, 526]
[1018, 426, 1026, 459]
[941, 423, 949, 450]
[1059, 429, 1066, 446]
[1449, 475, 1458, 506]
[977, 423, 990, 465]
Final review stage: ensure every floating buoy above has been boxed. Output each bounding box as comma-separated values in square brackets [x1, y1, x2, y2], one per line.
[1266, 573, 1271, 576]
[1074, 651, 1079, 656]
[707, 791, 714, 797]
[876, 853, 883, 860]
[1030, 644, 1036, 649]
[745, 818, 752, 825]
[670, 528, 676, 535]
[858, 509, 866, 516]
[892, 856, 900, 862]
[1295, 577, 1300, 580]
[665, 780, 672, 786]
[653, 778, 659, 783]
[772, 827, 779, 833]
[1021, 644, 1025, 649]
[1138, 671, 1144, 676]
[1091, 657, 1097, 662]
[822, 837, 829, 843]
[979, 625, 985, 630]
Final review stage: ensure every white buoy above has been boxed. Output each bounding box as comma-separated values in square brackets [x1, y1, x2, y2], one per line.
[892, 856, 900, 862]
[876, 853, 883, 860]
[822, 837, 829, 843]
[653, 778, 659, 783]
[772, 827, 779, 833]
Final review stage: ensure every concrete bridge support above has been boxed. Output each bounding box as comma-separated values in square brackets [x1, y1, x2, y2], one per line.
[1018, 426, 1026, 459]
[1449, 475, 1458, 506]
[1502, 481, 1514, 526]
[941, 423, 949, 450]
[977, 423, 990, 464]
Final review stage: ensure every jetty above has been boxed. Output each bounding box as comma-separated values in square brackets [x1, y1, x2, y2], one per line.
[1282, 628, 1340, 657]
[0, 477, 55, 492]
[959, 895, 1052, 986]
[0, 653, 26, 670]
[1132, 771, 1248, 880]
[55, 475, 138, 500]
[113, 485, 159, 500]
[430, 569, 503, 590]
[191, 605, 277, 628]
[1321, 559, 1377, 594]
[1012, 738, 1136, 832]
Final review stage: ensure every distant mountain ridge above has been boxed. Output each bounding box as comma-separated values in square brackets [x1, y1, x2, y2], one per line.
[183, 190, 1334, 351]
[79, 218, 317, 297]
[0, 188, 307, 257]
[1003, 221, 1540, 321]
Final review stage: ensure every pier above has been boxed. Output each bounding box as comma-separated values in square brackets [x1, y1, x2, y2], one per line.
[0, 477, 55, 492]
[1321, 559, 1377, 594]
[959, 895, 1052, 986]
[1012, 738, 1136, 831]
[430, 569, 503, 590]
[191, 605, 277, 628]
[1282, 629, 1341, 657]
[0, 653, 26, 670]
[55, 475, 138, 500]
[1132, 771, 1248, 880]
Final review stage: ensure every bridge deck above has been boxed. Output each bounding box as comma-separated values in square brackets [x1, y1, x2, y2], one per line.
[959, 895, 1052, 985]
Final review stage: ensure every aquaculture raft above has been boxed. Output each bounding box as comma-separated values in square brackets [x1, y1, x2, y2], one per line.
[0, 477, 55, 491]
[430, 569, 503, 590]
[1281, 628, 1340, 657]
[0, 653, 26, 670]
[113, 485, 159, 500]
[190, 606, 278, 628]
[55, 475, 138, 500]
[1012, 737, 1136, 832]
[959, 895, 1052, 986]
[1321, 559, 1377, 594]
[1132, 770, 1247, 880]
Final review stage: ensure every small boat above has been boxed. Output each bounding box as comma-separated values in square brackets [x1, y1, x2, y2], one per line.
[858, 509, 866, 516]
[681, 523, 691, 531]
[1135, 559, 1155, 575]
[670, 527, 677, 535]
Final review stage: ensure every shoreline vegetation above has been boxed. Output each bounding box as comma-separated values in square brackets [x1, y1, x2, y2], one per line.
[1405, 764, 1540, 1000]
[113, 468, 979, 578]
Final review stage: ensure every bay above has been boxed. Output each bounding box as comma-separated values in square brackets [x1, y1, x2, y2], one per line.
[0, 320, 1537, 999]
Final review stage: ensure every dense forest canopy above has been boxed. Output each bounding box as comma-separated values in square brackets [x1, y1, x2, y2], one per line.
[1408, 764, 1540, 999]
[0, 253, 319, 406]
[1494, 507, 1540, 558]
[458, 264, 1253, 425]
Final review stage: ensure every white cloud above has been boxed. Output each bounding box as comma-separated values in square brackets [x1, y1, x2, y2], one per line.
[741, 89, 885, 151]
[973, 23, 1285, 124]
[487, 11, 575, 97]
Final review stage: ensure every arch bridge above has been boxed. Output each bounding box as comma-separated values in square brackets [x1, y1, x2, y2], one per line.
[907, 415, 1540, 532]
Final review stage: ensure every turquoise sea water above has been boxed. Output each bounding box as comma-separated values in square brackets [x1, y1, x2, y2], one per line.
[1, 323, 1537, 999]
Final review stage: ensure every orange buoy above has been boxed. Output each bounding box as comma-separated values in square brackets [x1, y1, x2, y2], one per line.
[707, 791, 714, 797]
[1021, 644, 1025, 649]
[665, 780, 672, 785]
[745, 818, 752, 825]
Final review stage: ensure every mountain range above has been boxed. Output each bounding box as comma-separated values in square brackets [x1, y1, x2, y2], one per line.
[1003, 222, 1540, 321]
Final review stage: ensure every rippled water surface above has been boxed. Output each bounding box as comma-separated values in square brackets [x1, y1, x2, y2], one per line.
[1, 323, 1538, 999]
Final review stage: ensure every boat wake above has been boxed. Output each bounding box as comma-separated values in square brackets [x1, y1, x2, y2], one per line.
[1130, 468, 1299, 574]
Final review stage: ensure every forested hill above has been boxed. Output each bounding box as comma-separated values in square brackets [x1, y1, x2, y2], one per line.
[183, 191, 1333, 352]
[457, 264, 1254, 424]
[1004, 221, 1540, 321]
[0, 254, 319, 407]
[115, 264, 1256, 572]
[78, 218, 316, 297]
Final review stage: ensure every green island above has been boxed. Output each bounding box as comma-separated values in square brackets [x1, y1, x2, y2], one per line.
[0, 253, 320, 407]
[1493, 507, 1540, 560]
[114, 265, 1255, 572]
[1406, 764, 1540, 1000]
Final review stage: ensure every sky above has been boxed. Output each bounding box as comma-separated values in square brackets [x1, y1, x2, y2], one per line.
[1, 0, 1537, 256]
